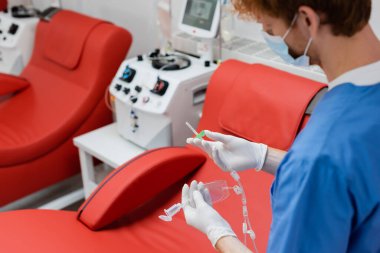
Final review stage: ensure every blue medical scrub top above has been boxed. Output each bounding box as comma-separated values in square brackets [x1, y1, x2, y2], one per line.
[267, 83, 380, 253]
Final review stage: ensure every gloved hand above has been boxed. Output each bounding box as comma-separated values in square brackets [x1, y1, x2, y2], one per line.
[186, 130, 268, 171]
[182, 181, 236, 247]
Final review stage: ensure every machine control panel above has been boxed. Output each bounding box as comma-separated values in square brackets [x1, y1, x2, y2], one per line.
[0, 13, 39, 75]
[0, 16, 26, 48]
[110, 53, 217, 114]
[109, 52, 217, 149]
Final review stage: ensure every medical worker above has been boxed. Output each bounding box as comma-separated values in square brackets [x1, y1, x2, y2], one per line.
[183, 0, 380, 252]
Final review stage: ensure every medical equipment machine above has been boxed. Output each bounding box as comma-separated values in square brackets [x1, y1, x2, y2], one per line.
[178, 0, 220, 61]
[179, 0, 220, 39]
[0, 12, 38, 74]
[159, 180, 233, 222]
[109, 51, 217, 149]
[110, 0, 221, 149]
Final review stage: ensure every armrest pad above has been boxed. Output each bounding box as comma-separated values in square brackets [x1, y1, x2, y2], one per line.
[77, 147, 206, 230]
[0, 74, 30, 96]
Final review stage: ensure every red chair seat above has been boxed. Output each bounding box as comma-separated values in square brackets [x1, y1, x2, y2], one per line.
[0, 10, 132, 206]
[0, 75, 90, 166]
[0, 209, 212, 253]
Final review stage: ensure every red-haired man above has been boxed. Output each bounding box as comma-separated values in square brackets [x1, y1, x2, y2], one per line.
[185, 1, 380, 252]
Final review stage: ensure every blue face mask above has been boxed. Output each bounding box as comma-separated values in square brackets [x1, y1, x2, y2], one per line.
[262, 14, 313, 67]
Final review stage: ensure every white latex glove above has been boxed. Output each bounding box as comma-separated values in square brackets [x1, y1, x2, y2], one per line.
[186, 130, 268, 171]
[182, 181, 236, 247]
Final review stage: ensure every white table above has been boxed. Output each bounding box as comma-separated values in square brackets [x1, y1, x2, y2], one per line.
[73, 123, 146, 198]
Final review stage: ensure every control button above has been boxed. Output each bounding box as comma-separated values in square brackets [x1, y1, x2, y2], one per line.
[142, 96, 150, 103]
[150, 78, 169, 96]
[130, 96, 138, 104]
[204, 61, 210, 67]
[134, 85, 142, 93]
[115, 84, 122, 91]
[123, 87, 130, 95]
[0, 30, 3, 34]
[132, 124, 139, 133]
[137, 55, 143, 61]
[129, 110, 138, 119]
[119, 65, 136, 83]
[8, 23, 19, 35]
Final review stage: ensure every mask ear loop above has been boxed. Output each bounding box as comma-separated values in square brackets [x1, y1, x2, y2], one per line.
[303, 37, 313, 56]
[302, 9, 322, 57]
[282, 14, 299, 39]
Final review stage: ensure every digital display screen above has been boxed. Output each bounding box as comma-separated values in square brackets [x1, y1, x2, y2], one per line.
[182, 0, 217, 31]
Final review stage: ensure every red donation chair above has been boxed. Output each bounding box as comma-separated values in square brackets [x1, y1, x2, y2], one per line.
[0, 60, 326, 252]
[0, 10, 132, 206]
[0, 0, 6, 12]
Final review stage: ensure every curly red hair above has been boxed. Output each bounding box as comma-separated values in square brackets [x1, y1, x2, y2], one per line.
[232, 0, 371, 37]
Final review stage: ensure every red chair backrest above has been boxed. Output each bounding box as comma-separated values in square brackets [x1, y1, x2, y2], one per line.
[191, 60, 326, 252]
[198, 60, 326, 146]
[0, 10, 133, 166]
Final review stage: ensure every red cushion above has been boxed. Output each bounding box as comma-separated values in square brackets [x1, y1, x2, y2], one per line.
[77, 147, 206, 230]
[43, 10, 106, 70]
[0, 209, 213, 253]
[0, 73, 30, 96]
[219, 64, 326, 150]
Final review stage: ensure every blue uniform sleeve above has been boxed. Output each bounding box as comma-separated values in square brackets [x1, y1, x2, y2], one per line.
[267, 152, 354, 253]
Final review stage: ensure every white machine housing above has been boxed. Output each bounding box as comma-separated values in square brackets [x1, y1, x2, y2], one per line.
[109, 53, 217, 149]
[178, 0, 220, 39]
[0, 12, 38, 75]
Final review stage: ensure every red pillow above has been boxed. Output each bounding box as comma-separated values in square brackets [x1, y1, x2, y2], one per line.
[77, 147, 206, 230]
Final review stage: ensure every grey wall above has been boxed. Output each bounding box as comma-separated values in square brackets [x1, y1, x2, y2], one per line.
[62, 0, 160, 58]
[60, 0, 380, 58]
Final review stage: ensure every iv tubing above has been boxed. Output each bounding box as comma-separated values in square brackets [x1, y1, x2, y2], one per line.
[230, 170, 259, 253]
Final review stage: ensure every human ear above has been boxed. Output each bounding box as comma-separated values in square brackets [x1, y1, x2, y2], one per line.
[298, 6, 320, 38]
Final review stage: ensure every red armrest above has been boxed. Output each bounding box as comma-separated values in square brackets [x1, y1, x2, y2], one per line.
[77, 147, 206, 230]
[0, 74, 30, 96]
